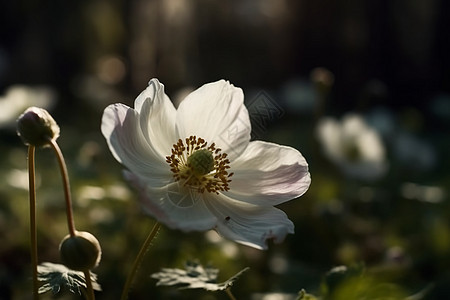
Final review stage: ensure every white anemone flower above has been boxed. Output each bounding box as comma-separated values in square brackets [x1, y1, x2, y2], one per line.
[101, 79, 311, 250]
[316, 113, 388, 181]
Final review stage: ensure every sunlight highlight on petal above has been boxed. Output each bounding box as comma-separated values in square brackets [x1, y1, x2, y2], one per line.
[102, 78, 310, 250]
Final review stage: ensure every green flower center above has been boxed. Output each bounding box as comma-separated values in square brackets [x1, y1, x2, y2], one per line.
[166, 136, 233, 194]
[186, 149, 215, 176]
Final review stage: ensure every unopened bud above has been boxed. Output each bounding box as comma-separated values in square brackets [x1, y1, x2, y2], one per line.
[59, 231, 102, 271]
[16, 107, 60, 147]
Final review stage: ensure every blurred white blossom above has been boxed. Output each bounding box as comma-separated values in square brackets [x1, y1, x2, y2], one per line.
[401, 182, 445, 203]
[316, 113, 388, 181]
[0, 85, 56, 128]
[6, 168, 40, 190]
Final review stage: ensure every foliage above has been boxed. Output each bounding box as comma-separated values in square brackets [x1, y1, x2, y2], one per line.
[37, 262, 101, 296]
[151, 260, 249, 292]
[297, 289, 319, 300]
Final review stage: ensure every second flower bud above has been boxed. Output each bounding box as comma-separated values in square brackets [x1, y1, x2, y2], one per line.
[59, 231, 102, 271]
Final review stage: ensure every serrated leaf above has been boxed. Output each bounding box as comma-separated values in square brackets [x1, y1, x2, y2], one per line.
[37, 262, 101, 295]
[151, 261, 249, 291]
[297, 289, 319, 300]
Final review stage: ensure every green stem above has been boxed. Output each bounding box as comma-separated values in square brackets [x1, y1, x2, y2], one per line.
[120, 222, 161, 300]
[28, 146, 39, 299]
[226, 288, 237, 300]
[48, 138, 95, 300]
[48, 139, 76, 237]
[84, 270, 95, 300]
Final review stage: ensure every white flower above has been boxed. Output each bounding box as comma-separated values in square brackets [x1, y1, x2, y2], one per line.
[316, 113, 388, 181]
[101, 79, 310, 250]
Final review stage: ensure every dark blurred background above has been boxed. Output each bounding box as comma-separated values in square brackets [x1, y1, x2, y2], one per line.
[1, 0, 450, 299]
[1, 0, 449, 110]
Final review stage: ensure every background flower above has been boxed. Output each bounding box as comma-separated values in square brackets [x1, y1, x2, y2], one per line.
[0, 85, 56, 128]
[316, 113, 388, 181]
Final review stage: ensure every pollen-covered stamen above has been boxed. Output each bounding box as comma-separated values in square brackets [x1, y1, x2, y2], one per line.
[166, 136, 233, 194]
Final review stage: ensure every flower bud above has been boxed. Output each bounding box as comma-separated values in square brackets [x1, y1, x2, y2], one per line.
[59, 231, 102, 271]
[16, 106, 60, 147]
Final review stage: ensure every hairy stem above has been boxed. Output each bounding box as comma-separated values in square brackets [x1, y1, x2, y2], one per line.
[226, 288, 237, 300]
[120, 222, 161, 300]
[84, 270, 95, 300]
[48, 139, 76, 237]
[28, 146, 39, 299]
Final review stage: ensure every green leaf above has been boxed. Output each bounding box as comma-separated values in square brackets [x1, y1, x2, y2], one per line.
[322, 263, 365, 296]
[37, 262, 101, 295]
[151, 260, 249, 291]
[321, 264, 408, 300]
[297, 289, 319, 300]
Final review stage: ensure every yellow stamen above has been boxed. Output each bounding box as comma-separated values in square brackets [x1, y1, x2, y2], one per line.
[166, 136, 233, 194]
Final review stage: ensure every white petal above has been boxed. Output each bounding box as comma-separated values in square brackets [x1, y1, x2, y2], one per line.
[205, 193, 294, 250]
[124, 171, 170, 222]
[226, 141, 310, 206]
[175, 80, 250, 159]
[135, 79, 177, 157]
[134, 79, 166, 113]
[127, 172, 217, 231]
[316, 117, 344, 160]
[101, 104, 172, 187]
[357, 128, 385, 161]
[342, 114, 368, 138]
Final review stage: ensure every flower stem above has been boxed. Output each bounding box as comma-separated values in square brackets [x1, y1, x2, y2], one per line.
[120, 222, 161, 300]
[226, 288, 237, 300]
[28, 146, 39, 300]
[84, 270, 95, 300]
[48, 139, 76, 237]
